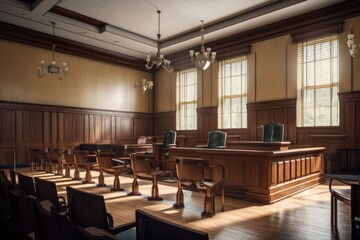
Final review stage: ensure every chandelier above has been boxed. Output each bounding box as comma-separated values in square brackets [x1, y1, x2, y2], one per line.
[190, 20, 216, 70]
[347, 33, 359, 57]
[145, 10, 172, 72]
[37, 22, 68, 80]
[135, 79, 154, 94]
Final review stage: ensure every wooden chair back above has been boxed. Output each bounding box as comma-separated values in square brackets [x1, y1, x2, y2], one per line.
[8, 190, 38, 239]
[66, 187, 110, 230]
[34, 177, 67, 212]
[67, 186, 136, 235]
[97, 153, 115, 169]
[175, 158, 209, 182]
[17, 173, 36, 196]
[64, 150, 76, 165]
[33, 198, 71, 240]
[74, 150, 90, 165]
[131, 153, 153, 173]
[136, 209, 209, 240]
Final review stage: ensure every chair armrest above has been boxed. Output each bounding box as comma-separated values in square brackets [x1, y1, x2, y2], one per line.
[108, 221, 136, 235]
[106, 213, 114, 228]
[216, 146, 227, 149]
[329, 178, 353, 193]
[58, 195, 67, 204]
[168, 144, 176, 148]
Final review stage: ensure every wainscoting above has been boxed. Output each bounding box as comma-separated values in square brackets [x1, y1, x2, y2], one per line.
[0, 101, 152, 167]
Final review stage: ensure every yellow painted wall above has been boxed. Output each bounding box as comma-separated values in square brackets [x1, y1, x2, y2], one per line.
[0, 40, 152, 112]
[154, 16, 360, 112]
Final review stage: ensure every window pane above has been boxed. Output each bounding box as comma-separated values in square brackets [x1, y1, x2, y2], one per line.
[218, 56, 247, 129]
[176, 68, 197, 130]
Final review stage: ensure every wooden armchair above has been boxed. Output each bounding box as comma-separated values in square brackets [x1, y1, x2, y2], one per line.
[34, 177, 67, 212]
[29, 148, 42, 171]
[74, 150, 98, 184]
[196, 130, 227, 149]
[173, 157, 225, 217]
[329, 177, 360, 228]
[66, 187, 135, 236]
[96, 152, 131, 191]
[63, 149, 81, 180]
[127, 152, 174, 201]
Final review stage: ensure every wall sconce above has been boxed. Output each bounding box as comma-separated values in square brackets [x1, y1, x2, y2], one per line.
[347, 33, 359, 57]
[135, 79, 153, 94]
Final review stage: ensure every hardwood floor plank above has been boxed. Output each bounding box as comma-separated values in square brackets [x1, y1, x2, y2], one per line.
[18, 169, 351, 240]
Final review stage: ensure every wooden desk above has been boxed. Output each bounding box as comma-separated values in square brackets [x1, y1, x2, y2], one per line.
[168, 147, 325, 204]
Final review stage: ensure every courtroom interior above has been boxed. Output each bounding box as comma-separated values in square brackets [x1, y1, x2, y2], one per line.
[0, 0, 360, 239]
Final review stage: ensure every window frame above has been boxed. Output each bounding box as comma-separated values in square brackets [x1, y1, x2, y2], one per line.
[296, 35, 339, 127]
[218, 56, 248, 129]
[176, 68, 198, 130]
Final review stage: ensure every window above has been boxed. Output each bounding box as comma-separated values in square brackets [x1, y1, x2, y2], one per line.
[218, 56, 247, 129]
[296, 35, 339, 127]
[176, 68, 197, 130]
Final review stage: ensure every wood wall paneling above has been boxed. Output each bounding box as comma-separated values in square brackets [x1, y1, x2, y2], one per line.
[0, 101, 152, 166]
[197, 107, 218, 144]
[0, 109, 15, 143]
[247, 99, 296, 143]
[154, 111, 176, 136]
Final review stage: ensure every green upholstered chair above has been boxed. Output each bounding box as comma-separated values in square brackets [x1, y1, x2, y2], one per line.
[263, 122, 284, 142]
[161, 130, 177, 159]
[197, 130, 227, 149]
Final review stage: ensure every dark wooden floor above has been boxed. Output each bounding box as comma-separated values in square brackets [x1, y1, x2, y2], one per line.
[18, 169, 352, 240]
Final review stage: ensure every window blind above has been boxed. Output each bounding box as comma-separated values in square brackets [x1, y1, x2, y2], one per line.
[296, 35, 339, 127]
[176, 68, 197, 130]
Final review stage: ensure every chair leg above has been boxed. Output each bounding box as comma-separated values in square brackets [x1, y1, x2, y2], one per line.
[173, 180, 184, 208]
[221, 187, 225, 212]
[127, 177, 141, 196]
[55, 161, 63, 175]
[97, 168, 106, 187]
[64, 164, 71, 178]
[83, 166, 94, 184]
[148, 176, 163, 201]
[72, 165, 81, 180]
[111, 170, 124, 191]
[202, 188, 215, 217]
[334, 197, 337, 228]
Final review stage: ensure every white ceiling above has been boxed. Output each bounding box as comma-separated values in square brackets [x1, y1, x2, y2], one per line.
[0, 0, 345, 60]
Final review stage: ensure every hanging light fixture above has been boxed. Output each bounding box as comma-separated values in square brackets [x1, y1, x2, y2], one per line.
[135, 79, 154, 94]
[145, 10, 172, 72]
[190, 20, 216, 71]
[37, 22, 68, 80]
[347, 33, 359, 57]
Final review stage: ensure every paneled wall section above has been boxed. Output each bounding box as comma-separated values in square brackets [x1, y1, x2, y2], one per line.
[0, 101, 152, 167]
